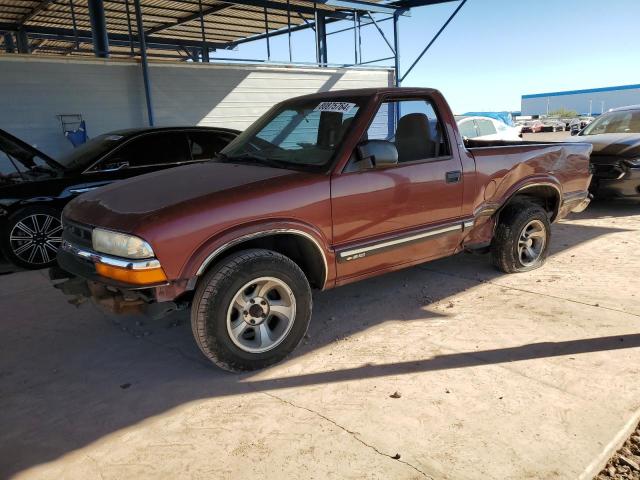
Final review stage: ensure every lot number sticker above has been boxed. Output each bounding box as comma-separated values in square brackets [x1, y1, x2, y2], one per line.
[314, 102, 356, 113]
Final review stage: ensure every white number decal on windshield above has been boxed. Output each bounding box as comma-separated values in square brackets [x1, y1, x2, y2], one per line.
[314, 102, 356, 113]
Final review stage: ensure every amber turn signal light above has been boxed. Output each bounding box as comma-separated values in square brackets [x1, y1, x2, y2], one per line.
[95, 263, 167, 285]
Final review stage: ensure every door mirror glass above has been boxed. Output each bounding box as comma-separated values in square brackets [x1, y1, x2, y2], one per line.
[357, 140, 398, 168]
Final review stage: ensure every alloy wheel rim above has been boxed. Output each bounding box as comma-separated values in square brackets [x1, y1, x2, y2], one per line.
[9, 214, 63, 266]
[226, 276, 296, 354]
[517, 219, 546, 266]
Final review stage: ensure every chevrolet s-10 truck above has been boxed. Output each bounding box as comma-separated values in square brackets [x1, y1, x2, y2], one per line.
[55, 88, 592, 371]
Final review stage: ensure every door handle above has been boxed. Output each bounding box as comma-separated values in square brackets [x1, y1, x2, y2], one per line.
[446, 170, 461, 183]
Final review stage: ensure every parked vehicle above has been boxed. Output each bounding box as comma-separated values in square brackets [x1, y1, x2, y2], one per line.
[456, 116, 522, 141]
[568, 105, 640, 197]
[542, 119, 566, 132]
[580, 116, 595, 129]
[0, 126, 239, 269]
[569, 118, 582, 134]
[520, 120, 544, 133]
[55, 88, 592, 372]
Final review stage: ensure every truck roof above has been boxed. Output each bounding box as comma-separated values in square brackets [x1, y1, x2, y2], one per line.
[286, 87, 440, 102]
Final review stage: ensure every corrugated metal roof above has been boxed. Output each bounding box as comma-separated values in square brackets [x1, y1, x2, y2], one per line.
[0, 0, 388, 60]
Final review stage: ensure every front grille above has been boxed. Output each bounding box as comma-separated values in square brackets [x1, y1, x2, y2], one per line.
[62, 218, 93, 249]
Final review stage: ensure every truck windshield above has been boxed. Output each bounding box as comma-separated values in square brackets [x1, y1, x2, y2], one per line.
[581, 110, 640, 135]
[220, 97, 364, 171]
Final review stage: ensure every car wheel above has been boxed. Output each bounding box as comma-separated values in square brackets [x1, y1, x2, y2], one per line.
[191, 249, 312, 372]
[491, 201, 551, 273]
[2, 206, 63, 269]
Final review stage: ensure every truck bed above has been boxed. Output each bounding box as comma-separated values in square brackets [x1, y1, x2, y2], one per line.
[464, 139, 593, 216]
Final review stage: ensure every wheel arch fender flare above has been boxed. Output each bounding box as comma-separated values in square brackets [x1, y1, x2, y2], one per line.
[181, 220, 333, 290]
[495, 177, 563, 222]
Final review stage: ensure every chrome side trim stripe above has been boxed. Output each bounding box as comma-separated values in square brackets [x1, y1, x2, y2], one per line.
[61, 240, 161, 270]
[338, 223, 462, 261]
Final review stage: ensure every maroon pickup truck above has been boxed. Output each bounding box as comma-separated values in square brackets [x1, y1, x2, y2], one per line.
[56, 88, 592, 371]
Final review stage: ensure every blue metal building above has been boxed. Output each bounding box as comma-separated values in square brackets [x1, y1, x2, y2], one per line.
[521, 84, 640, 116]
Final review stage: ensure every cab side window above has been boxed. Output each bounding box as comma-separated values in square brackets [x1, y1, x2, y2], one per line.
[366, 99, 450, 163]
[97, 132, 190, 170]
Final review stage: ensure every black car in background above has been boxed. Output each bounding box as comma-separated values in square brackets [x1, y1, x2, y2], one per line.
[569, 105, 640, 198]
[0, 126, 239, 269]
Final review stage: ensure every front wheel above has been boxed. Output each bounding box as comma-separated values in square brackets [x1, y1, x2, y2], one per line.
[2, 206, 63, 269]
[491, 201, 551, 273]
[191, 249, 312, 372]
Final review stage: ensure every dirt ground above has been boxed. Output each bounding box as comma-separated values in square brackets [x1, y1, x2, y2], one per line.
[1, 198, 640, 480]
[597, 421, 640, 480]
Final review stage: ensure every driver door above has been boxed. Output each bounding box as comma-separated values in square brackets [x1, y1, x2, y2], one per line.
[331, 97, 465, 284]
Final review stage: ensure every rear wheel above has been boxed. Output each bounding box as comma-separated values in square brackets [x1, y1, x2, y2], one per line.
[2, 206, 63, 269]
[491, 201, 551, 273]
[191, 249, 312, 372]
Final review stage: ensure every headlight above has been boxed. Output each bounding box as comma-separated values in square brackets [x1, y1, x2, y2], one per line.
[624, 158, 640, 168]
[92, 228, 155, 259]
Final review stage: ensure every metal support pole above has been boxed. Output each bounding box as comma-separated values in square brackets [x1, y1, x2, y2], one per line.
[263, 7, 270, 61]
[87, 0, 109, 57]
[400, 0, 467, 83]
[133, 0, 154, 126]
[124, 0, 135, 56]
[392, 11, 400, 86]
[287, 0, 292, 62]
[16, 29, 29, 53]
[315, 11, 327, 65]
[3, 32, 15, 53]
[69, 0, 80, 51]
[357, 13, 362, 64]
[353, 11, 358, 64]
[198, 0, 208, 62]
[367, 12, 395, 55]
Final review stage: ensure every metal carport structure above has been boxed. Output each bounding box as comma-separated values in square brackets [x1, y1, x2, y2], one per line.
[0, 0, 467, 125]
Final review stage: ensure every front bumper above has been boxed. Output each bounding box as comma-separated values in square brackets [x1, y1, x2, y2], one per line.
[58, 240, 168, 291]
[56, 241, 192, 315]
[595, 167, 640, 197]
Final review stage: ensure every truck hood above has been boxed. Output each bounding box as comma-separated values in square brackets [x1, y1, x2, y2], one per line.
[63, 161, 298, 232]
[567, 133, 640, 158]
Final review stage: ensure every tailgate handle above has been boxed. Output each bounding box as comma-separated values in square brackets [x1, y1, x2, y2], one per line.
[446, 170, 461, 183]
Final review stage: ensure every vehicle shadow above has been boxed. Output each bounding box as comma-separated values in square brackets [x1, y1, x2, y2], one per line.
[0, 216, 634, 478]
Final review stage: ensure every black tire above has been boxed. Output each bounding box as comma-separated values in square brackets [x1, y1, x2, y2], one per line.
[2, 205, 63, 270]
[491, 201, 551, 273]
[191, 249, 312, 372]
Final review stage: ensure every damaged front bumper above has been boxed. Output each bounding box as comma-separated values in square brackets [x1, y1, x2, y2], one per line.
[591, 156, 640, 198]
[53, 243, 192, 317]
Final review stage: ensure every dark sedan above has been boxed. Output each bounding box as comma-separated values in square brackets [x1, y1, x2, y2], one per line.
[569, 105, 640, 198]
[0, 126, 239, 269]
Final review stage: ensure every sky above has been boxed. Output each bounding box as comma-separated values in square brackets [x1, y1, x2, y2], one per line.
[213, 0, 640, 114]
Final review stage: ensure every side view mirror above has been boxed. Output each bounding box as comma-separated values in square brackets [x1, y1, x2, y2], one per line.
[570, 129, 580, 136]
[357, 140, 398, 168]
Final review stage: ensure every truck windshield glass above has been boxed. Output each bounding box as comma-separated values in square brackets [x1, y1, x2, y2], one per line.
[220, 98, 363, 170]
[581, 110, 640, 135]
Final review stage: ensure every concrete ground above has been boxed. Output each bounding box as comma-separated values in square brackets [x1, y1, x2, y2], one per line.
[1, 199, 640, 480]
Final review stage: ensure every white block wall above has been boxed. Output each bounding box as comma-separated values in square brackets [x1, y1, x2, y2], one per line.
[0, 55, 393, 157]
